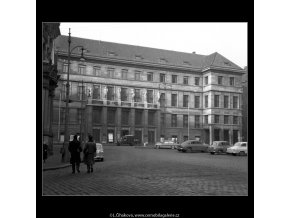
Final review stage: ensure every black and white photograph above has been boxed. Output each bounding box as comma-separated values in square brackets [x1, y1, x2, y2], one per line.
[42, 22, 248, 196]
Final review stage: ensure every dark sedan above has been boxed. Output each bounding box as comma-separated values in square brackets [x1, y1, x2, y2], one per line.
[177, 140, 209, 153]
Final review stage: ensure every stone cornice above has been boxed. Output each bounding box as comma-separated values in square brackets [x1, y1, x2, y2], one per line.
[202, 66, 246, 74]
[56, 51, 203, 74]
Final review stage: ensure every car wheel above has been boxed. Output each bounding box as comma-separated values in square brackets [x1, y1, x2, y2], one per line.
[239, 151, 245, 156]
[210, 152, 215, 155]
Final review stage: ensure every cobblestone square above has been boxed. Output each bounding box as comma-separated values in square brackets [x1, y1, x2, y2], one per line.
[43, 146, 248, 196]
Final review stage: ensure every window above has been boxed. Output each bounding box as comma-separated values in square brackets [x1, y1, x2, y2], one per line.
[93, 108, 102, 124]
[135, 71, 141, 80]
[161, 113, 165, 126]
[93, 85, 100, 99]
[205, 76, 208, 85]
[224, 96, 229, 108]
[78, 65, 86, 75]
[204, 115, 208, 124]
[53, 108, 60, 123]
[171, 114, 177, 127]
[183, 115, 188, 128]
[93, 66, 101, 76]
[135, 110, 143, 125]
[147, 90, 153, 103]
[121, 88, 128, 102]
[69, 108, 78, 123]
[77, 84, 85, 100]
[107, 108, 115, 124]
[214, 95, 219, 107]
[147, 72, 153, 81]
[195, 115, 200, 128]
[63, 64, 68, 73]
[218, 76, 223, 85]
[205, 95, 208, 108]
[172, 75, 177, 83]
[195, 77, 200, 86]
[160, 73, 165, 82]
[134, 89, 141, 102]
[183, 76, 188, 85]
[183, 95, 189, 107]
[107, 86, 114, 101]
[121, 109, 129, 125]
[233, 96, 239, 109]
[148, 111, 155, 126]
[194, 96, 200, 108]
[230, 77, 235, 86]
[121, 69, 128, 80]
[224, 115, 229, 124]
[171, 94, 177, 107]
[107, 68, 115, 78]
[233, 116, 238, 124]
[215, 115, 219, 124]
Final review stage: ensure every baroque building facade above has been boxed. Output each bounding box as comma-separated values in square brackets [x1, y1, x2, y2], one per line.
[52, 35, 245, 145]
[42, 23, 60, 153]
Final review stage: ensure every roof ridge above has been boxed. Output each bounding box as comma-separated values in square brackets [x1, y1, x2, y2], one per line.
[60, 35, 205, 58]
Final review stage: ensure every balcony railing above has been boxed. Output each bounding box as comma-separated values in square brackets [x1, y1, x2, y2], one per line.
[89, 98, 159, 109]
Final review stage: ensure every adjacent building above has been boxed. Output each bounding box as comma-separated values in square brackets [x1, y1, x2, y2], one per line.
[242, 66, 248, 142]
[42, 23, 60, 154]
[52, 35, 245, 145]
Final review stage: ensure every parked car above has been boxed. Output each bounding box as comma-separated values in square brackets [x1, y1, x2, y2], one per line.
[227, 142, 248, 156]
[117, 135, 138, 146]
[208, 141, 231, 155]
[94, 143, 104, 161]
[155, 140, 179, 149]
[177, 140, 209, 153]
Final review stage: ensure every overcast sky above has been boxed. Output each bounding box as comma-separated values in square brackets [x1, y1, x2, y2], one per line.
[60, 22, 247, 68]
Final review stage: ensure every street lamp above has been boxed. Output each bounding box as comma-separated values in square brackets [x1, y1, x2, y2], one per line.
[62, 28, 86, 163]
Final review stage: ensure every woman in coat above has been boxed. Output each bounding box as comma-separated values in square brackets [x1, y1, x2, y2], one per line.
[83, 135, 96, 173]
[68, 135, 82, 173]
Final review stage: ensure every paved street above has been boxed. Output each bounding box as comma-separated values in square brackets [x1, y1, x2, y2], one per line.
[43, 146, 248, 196]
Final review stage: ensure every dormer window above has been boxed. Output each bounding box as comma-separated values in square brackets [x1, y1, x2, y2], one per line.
[108, 52, 117, 57]
[159, 58, 167, 64]
[224, 61, 232, 66]
[135, 55, 143, 60]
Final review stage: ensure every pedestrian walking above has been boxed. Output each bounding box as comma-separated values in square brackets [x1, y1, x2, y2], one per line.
[43, 143, 48, 163]
[68, 134, 82, 174]
[83, 135, 96, 173]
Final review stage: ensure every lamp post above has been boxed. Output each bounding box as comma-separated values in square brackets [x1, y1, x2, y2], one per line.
[62, 28, 86, 162]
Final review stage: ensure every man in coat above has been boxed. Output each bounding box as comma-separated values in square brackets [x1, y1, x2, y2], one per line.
[68, 134, 82, 173]
[83, 135, 97, 173]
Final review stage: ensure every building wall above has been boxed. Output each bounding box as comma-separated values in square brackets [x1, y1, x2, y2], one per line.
[52, 54, 243, 145]
[42, 23, 60, 154]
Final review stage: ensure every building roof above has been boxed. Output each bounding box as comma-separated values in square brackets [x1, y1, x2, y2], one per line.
[55, 35, 243, 71]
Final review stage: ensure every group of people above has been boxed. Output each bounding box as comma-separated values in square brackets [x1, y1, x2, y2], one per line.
[68, 134, 97, 174]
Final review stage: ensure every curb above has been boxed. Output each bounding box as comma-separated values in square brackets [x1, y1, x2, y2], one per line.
[43, 164, 71, 171]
